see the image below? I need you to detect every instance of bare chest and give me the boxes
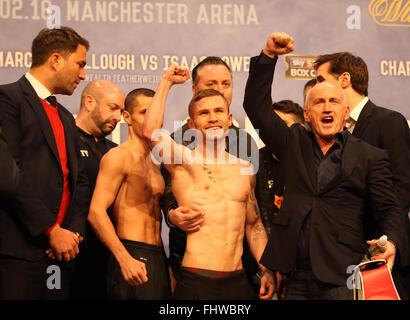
[174,162,251,204]
[125,155,165,197]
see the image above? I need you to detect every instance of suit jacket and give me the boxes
[0,76,90,261]
[353,101,410,267]
[353,101,410,211]
[255,146,284,238]
[243,55,407,286]
[0,119,20,198]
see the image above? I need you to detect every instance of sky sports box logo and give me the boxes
[284,54,318,80]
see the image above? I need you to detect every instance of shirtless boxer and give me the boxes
[142,66,275,300]
[88,88,170,300]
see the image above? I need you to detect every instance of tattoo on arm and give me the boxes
[249,190,260,216]
[251,217,267,241]
[248,190,266,241]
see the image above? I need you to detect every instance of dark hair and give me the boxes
[314,52,368,96]
[31,26,89,68]
[188,89,229,118]
[272,100,304,124]
[304,78,317,91]
[125,88,155,113]
[191,56,232,87]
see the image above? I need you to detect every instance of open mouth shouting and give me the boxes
[321,115,334,127]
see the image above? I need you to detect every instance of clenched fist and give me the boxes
[164,64,190,85]
[120,256,148,286]
[263,32,295,58]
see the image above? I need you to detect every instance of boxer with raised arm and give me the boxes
[142,66,275,300]
[88,88,171,300]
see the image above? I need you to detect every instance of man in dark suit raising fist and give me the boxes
[0,26,91,299]
[243,32,407,299]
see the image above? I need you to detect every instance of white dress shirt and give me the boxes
[346,97,369,133]
[25,72,54,100]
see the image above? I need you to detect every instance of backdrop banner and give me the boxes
[1,0,409,144]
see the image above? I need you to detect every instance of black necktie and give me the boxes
[46,96,57,107]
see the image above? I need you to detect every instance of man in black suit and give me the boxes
[243,32,407,299]
[0,26,91,299]
[315,52,410,297]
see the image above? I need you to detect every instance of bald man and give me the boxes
[71,79,125,299]
[75,80,125,190]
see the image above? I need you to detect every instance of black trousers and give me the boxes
[0,254,73,300]
[70,223,110,300]
[173,267,256,300]
[106,239,171,300]
[284,269,353,300]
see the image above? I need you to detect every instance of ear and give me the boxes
[338,72,351,90]
[84,95,96,112]
[344,104,351,121]
[49,53,64,71]
[187,117,195,129]
[304,107,311,123]
[123,110,132,125]
[192,85,197,95]
[228,113,233,127]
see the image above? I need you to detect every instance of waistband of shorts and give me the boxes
[180,266,245,279]
[119,239,163,252]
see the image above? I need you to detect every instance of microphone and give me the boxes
[363,235,387,262]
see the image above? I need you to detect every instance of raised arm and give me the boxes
[88,148,147,286]
[142,65,190,173]
[245,176,275,300]
[142,66,186,136]
[243,32,295,159]
[142,65,189,142]
[263,32,295,58]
